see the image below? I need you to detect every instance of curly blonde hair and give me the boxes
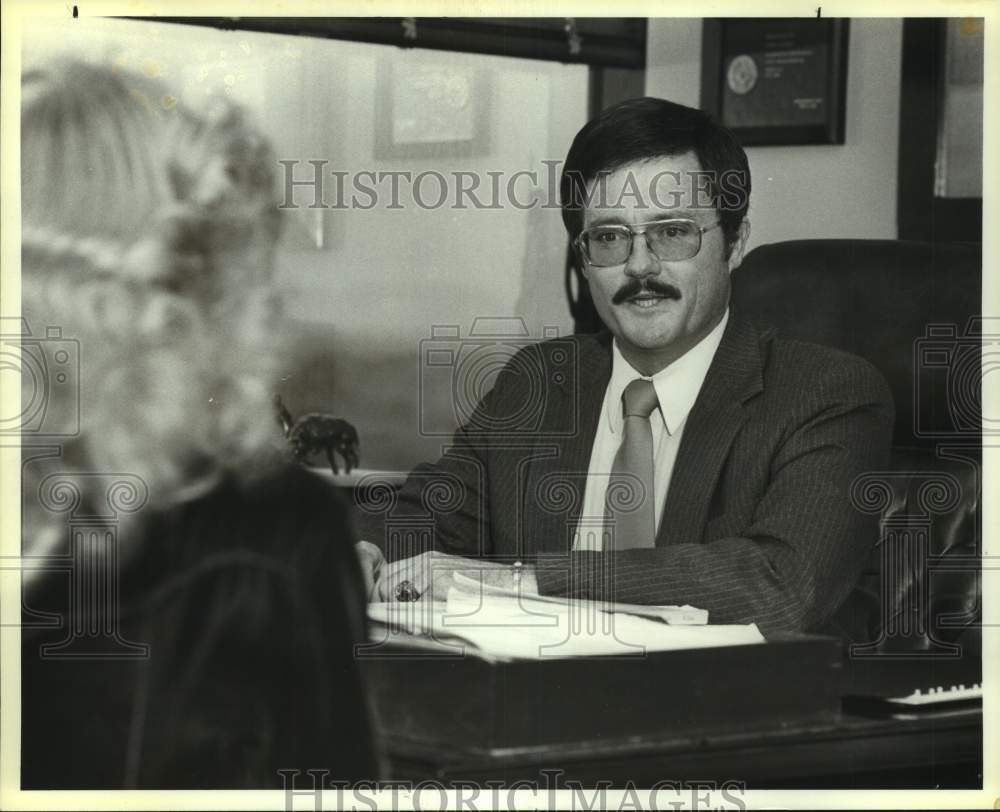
[21,60,287,557]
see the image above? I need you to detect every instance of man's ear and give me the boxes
[727,218,751,272]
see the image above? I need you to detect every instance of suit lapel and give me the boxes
[522,332,612,556]
[657,316,766,548]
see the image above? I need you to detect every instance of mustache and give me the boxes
[611,278,682,305]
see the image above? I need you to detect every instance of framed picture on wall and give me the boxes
[375,60,490,158]
[700,18,849,146]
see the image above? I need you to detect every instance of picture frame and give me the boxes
[375,59,490,159]
[700,18,850,146]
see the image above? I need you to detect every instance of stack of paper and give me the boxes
[450,572,710,624]
[367,588,763,661]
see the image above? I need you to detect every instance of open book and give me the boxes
[367,577,763,661]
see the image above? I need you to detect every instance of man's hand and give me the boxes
[355,541,386,602]
[374,551,538,602]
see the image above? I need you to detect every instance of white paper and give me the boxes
[450,571,710,624]
[367,590,763,661]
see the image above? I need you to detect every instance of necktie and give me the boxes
[605,378,659,550]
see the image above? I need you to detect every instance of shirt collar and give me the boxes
[605,309,729,436]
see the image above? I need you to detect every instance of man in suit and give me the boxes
[357,98,893,636]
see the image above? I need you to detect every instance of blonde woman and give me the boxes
[19,60,377,788]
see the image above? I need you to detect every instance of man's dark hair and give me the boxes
[560,97,751,256]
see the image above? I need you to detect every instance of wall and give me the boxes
[646,18,903,251]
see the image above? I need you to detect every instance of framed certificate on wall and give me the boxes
[374,59,491,159]
[700,18,849,146]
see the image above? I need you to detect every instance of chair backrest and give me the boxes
[732,239,981,450]
[732,239,982,653]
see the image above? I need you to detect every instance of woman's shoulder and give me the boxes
[91,460,367,641]
[156,462,356,558]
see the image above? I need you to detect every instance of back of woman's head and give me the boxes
[21,59,285,546]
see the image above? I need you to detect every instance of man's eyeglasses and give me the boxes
[575,218,722,267]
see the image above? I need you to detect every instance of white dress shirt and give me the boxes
[572,310,729,551]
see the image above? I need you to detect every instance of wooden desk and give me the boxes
[382,707,982,788]
[364,633,983,789]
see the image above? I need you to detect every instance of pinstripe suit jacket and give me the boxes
[372,314,894,635]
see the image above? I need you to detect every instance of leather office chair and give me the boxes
[732,239,982,655]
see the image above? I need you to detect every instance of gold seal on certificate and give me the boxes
[726,54,758,95]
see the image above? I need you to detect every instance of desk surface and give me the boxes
[381,706,982,788]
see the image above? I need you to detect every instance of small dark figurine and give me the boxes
[274,394,360,475]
